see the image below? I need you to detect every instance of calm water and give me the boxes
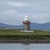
[0,43,50,50]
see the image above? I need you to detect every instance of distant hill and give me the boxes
[0,23,50,30]
[30,23,50,30]
[0,23,23,29]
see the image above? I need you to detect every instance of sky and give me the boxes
[0,0,50,25]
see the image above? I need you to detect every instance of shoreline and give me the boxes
[0,40,50,43]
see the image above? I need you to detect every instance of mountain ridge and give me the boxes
[0,22,50,30]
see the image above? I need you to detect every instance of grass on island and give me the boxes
[0,29,50,35]
[0,29,50,40]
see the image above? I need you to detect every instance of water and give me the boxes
[0,43,50,50]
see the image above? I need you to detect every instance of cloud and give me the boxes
[0,10,50,25]
[29,14,50,24]
[0,9,24,25]
[0,0,50,25]
[7,2,30,7]
[0,1,14,11]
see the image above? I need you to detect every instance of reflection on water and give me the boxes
[0,43,50,50]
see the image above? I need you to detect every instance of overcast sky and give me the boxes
[0,0,50,25]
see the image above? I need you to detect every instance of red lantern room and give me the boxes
[23,15,31,30]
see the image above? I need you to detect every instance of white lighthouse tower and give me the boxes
[23,15,31,30]
[21,15,33,32]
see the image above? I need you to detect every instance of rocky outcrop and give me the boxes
[0,39,50,43]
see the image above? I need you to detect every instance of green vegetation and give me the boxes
[0,29,50,40]
[0,29,50,35]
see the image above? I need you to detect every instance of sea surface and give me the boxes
[0,43,50,50]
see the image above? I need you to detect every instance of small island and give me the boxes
[0,28,50,43]
[0,15,50,43]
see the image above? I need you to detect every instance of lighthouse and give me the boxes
[21,15,33,32]
[23,15,31,30]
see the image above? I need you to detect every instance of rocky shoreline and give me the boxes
[0,40,50,43]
